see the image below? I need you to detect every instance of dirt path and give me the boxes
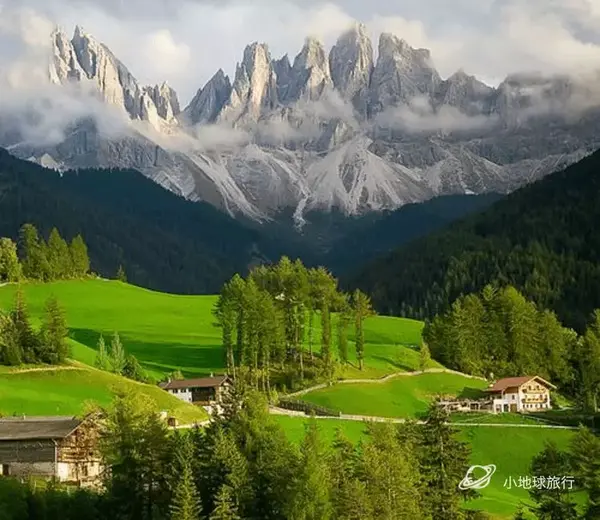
[5,366,81,374]
[286,368,488,398]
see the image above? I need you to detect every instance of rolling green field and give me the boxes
[301,373,488,418]
[0,365,208,423]
[273,416,576,519]
[0,280,428,380]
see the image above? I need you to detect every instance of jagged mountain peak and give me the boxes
[182,69,232,125]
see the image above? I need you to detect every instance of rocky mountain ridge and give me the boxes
[4,23,600,223]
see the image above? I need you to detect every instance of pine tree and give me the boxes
[170,435,201,520]
[419,403,475,519]
[46,228,71,280]
[0,312,22,366]
[95,334,109,371]
[578,311,600,412]
[209,485,240,520]
[109,331,126,375]
[70,235,90,278]
[19,224,50,281]
[39,296,69,364]
[419,342,431,372]
[570,427,600,519]
[123,354,147,383]
[117,265,127,283]
[11,286,40,363]
[352,290,374,371]
[0,238,22,282]
[529,441,578,520]
[336,297,351,365]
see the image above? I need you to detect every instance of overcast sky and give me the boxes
[0,0,599,105]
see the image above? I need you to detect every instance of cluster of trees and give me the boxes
[0,388,482,520]
[0,224,90,283]
[19,224,90,282]
[95,332,148,383]
[352,149,600,333]
[214,257,374,391]
[0,288,68,366]
[423,285,600,411]
[522,428,600,519]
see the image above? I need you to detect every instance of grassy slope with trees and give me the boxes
[0,280,425,380]
[351,148,600,332]
[273,415,576,519]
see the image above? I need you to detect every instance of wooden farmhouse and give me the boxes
[0,415,102,485]
[487,376,555,413]
[159,375,231,406]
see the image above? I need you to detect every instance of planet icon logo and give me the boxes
[458,465,497,490]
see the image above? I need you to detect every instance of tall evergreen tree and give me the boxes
[170,435,201,520]
[570,427,600,518]
[336,295,351,365]
[95,334,109,371]
[46,228,71,280]
[0,312,22,366]
[209,485,241,520]
[39,295,69,364]
[578,311,600,412]
[19,224,50,281]
[109,331,126,375]
[529,441,578,520]
[0,238,22,282]
[419,403,475,519]
[290,421,332,520]
[419,342,431,372]
[70,235,90,277]
[11,286,40,363]
[352,290,374,371]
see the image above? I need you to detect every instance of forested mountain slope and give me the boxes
[0,148,289,293]
[351,149,600,331]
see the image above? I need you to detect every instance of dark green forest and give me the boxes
[352,149,600,332]
[0,149,288,294]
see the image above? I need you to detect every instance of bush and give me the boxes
[277,398,341,417]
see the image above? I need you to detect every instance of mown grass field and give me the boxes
[273,416,576,519]
[0,280,429,380]
[300,373,489,418]
[0,364,208,424]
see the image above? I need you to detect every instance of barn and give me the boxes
[0,415,103,485]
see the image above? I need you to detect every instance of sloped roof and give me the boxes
[0,416,81,441]
[160,375,230,391]
[487,376,556,393]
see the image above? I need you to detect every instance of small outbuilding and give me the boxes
[0,415,102,485]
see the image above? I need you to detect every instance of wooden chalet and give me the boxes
[0,415,102,485]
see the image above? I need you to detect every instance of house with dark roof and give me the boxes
[486,376,556,413]
[159,375,231,406]
[0,415,102,484]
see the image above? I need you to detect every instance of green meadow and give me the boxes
[0,365,208,423]
[273,415,576,519]
[300,373,488,418]
[0,280,428,380]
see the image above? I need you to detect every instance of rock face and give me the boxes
[370,33,441,115]
[329,24,374,116]
[7,23,600,224]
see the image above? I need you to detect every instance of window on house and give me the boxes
[1,465,9,476]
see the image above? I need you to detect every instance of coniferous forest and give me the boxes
[352,149,600,332]
[215,258,374,391]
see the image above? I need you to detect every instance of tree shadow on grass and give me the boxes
[69,328,224,378]
[370,355,415,373]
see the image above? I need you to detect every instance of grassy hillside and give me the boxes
[0,365,208,424]
[0,280,426,380]
[300,373,488,418]
[274,416,575,519]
